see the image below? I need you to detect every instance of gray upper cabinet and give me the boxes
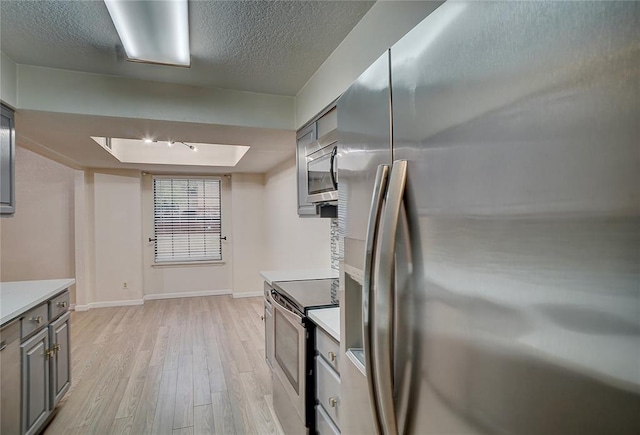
[296,122,319,216]
[0,104,16,215]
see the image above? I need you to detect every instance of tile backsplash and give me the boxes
[330,217,339,271]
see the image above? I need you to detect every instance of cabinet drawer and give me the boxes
[21,304,48,339]
[316,356,341,427]
[49,290,70,320]
[316,327,340,374]
[316,405,340,435]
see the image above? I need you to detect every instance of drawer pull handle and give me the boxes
[30,316,43,324]
[56,301,68,308]
[260,315,265,321]
[329,397,338,408]
[53,344,60,353]
[328,351,336,362]
[46,349,55,359]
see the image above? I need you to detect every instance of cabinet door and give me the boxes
[296,123,318,216]
[49,312,71,407]
[21,329,50,435]
[1,320,21,435]
[0,104,15,214]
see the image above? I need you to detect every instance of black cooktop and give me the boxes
[272,278,339,314]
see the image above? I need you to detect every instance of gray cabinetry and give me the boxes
[315,326,341,433]
[0,287,71,434]
[49,312,71,408]
[1,319,21,435]
[21,329,50,435]
[0,104,15,215]
[296,123,318,216]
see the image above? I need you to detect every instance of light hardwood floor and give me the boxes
[44,295,284,435]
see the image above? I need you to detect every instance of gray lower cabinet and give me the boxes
[1,319,21,435]
[0,289,72,434]
[315,327,341,434]
[49,312,71,408]
[21,329,50,435]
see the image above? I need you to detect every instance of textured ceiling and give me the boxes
[0,0,374,96]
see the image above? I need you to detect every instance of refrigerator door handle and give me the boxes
[374,160,407,435]
[363,164,390,435]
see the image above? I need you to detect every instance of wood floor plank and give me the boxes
[223,360,257,435]
[109,416,134,435]
[206,339,227,393]
[193,345,212,406]
[173,354,194,429]
[211,391,237,435]
[115,349,152,419]
[151,369,178,435]
[194,405,215,435]
[240,371,278,434]
[172,427,194,435]
[163,326,181,371]
[84,377,129,434]
[130,364,164,435]
[149,326,171,367]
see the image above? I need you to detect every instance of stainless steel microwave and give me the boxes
[305,129,338,204]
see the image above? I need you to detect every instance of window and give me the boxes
[153,177,222,263]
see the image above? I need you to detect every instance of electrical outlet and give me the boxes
[122,282,128,289]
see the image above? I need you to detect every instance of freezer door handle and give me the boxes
[363,164,390,435]
[374,160,407,435]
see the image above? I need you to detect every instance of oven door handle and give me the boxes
[271,291,304,325]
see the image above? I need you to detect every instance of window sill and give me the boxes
[152,261,226,268]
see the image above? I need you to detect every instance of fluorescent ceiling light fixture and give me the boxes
[91,137,250,167]
[104,0,190,67]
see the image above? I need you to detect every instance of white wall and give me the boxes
[17,65,295,130]
[0,146,76,298]
[92,171,144,304]
[141,174,233,297]
[231,174,267,295]
[264,158,331,270]
[295,1,442,127]
[0,52,17,108]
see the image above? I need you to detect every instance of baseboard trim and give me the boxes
[232,291,263,298]
[144,289,232,300]
[70,290,237,311]
[73,299,144,311]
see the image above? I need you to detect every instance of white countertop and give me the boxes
[0,279,75,325]
[260,268,338,285]
[308,307,340,342]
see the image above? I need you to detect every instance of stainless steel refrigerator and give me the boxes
[337,2,640,434]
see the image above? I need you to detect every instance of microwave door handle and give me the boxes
[374,160,407,435]
[330,146,338,190]
[363,164,390,435]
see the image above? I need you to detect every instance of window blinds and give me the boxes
[153,178,222,263]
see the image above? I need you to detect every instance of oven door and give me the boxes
[306,143,338,204]
[272,292,307,425]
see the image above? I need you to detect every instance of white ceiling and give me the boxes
[0,0,374,96]
[16,110,296,174]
